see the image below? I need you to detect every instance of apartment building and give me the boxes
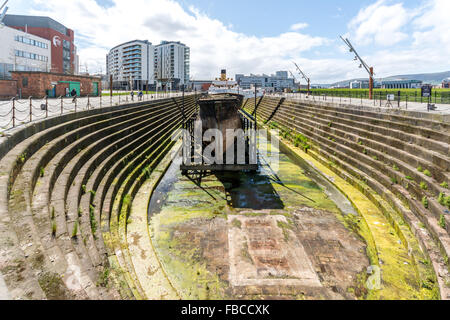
[106,40,154,90]
[154,41,190,90]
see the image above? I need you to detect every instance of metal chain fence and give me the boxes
[0,91,190,132]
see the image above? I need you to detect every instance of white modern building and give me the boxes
[154,41,190,90]
[0,25,51,80]
[106,40,154,90]
[235,71,295,91]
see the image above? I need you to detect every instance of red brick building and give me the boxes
[12,71,101,98]
[4,15,77,74]
[0,80,18,99]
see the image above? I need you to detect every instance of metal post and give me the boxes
[29,97,32,122]
[369,67,374,100]
[46,96,48,118]
[61,96,63,115]
[87,95,90,110]
[74,97,77,113]
[110,74,113,98]
[12,98,15,127]
[100,95,102,108]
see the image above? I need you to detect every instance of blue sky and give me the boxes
[5,0,450,83]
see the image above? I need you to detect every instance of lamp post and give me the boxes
[340,36,375,100]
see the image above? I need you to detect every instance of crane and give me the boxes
[340,35,375,99]
[0,0,9,25]
[293,62,311,94]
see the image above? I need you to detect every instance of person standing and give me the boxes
[131,91,134,101]
[71,88,77,103]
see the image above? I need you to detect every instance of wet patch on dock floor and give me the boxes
[148,139,370,300]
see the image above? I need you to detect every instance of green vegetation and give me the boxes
[89,190,96,197]
[81,185,87,195]
[422,196,429,209]
[231,219,242,229]
[51,207,55,220]
[102,91,158,97]
[372,156,378,161]
[40,167,45,178]
[18,153,26,164]
[89,205,97,236]
[439,215,446,229]
[296,88,450,104]
[423,169,432,177]
[97,267,110,287]
[393,164,400,171]
[391,177,398,185]
[440,181,448,189]
[405,176,414,181]
[71,221,78,239]
[438,192,446,206]
[417,166,423,172]
[51,221,57,237]
[420,182,428,190]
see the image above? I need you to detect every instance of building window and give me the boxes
[14,35,49,49]
[22,77,28,87]
[15,50,48,62]
[0,63,14,80]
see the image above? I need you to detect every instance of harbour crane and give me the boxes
[340,36,375,100]
[0,0,9,25]
[293,62,311,94]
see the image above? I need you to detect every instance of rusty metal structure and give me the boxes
[181,93,258,173]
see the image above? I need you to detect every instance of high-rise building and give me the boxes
[106,40,154,90]
[154,41,190,90]
[3,14,76,74]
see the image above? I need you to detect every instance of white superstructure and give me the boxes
[208,79,264,98]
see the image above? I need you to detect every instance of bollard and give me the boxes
[87,95,90,110]
[75,97,77,113]
[46,96,48,118]
[61,96,63,115]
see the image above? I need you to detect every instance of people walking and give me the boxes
[71,89,77,103]
[138,91,143,101]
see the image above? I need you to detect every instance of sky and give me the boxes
[5,0,450,83]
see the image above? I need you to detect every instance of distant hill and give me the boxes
[320,71,450,88]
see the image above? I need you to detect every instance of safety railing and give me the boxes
[266,92,450,115]
[0,91,193,132]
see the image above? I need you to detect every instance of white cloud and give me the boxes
[28,0,328,79]
[348,0,412,46]
[15,0,450,84]
[290,23,308,31]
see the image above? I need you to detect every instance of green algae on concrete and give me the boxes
[148,136,368,300]
[267,126,439,300]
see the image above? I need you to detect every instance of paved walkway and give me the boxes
[270,93,450,116]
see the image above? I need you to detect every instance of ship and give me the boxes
[208,69,264,99]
